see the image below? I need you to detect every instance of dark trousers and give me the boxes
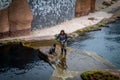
[60,42,67,55]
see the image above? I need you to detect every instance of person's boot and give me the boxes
[61,48,63,55]
[64,49,67,55]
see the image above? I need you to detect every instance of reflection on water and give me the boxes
[0,43,53,80]
[69,19,120,68]
[52,54,67,78]
[57,54,67,70]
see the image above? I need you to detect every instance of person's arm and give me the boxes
[55,34,60,40]
[62,34,67,43]
[65,34,68,42]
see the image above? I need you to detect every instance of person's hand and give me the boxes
[61,40,65,44]
[54,40,57,44]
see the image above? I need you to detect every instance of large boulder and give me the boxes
[75,0,95,17]
[0,8,9,38]
[9,0,33,37]
[102,1,113,7]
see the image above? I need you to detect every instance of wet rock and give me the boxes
[117,16,120,19]
[102,1,113,7]
[38,50,49,62]
[68,33,79,38]
[106,69,120,79]
[104,25,110,27]
[81,70,120,80]
[88,17,95,20]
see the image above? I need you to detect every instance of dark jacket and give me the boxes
[56,33,67,43]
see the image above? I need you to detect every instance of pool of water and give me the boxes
[0,43,53,80]
[69,19,120,69]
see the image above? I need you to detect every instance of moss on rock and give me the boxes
[75,30,86,36]
[0,39,24,45]
[74,25,101,36]
[81,70,119,80]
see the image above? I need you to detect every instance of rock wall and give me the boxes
[0,8,9,38]
[0,0,33,38]
[75,0,96,17]
[91,0,96,12]
[0,0,11,38]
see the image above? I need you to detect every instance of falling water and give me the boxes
[29,0,76,30]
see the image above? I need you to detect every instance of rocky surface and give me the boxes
[81,70,119,80]
[106,69,120,79]
[66,49,114,71]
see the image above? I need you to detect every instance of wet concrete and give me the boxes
[66,49,114,72]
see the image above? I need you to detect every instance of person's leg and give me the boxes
[60,43,64,55]
[64,49,67,55]
[61,48,63,55]
[64,42,67,55]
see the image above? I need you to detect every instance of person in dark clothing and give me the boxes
[56,30,67,55]
[49,43,56,54]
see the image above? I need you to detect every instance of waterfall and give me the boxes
[29,0,76,30]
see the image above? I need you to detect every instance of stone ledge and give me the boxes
[10,28,31,37]
[0,31,9,39]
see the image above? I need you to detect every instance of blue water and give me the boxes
[0,43,53,80]
[69,19,120,68]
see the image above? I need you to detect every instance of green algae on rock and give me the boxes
[74,25,101,36]
[81,70,119,80]
[0,39,24,45]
